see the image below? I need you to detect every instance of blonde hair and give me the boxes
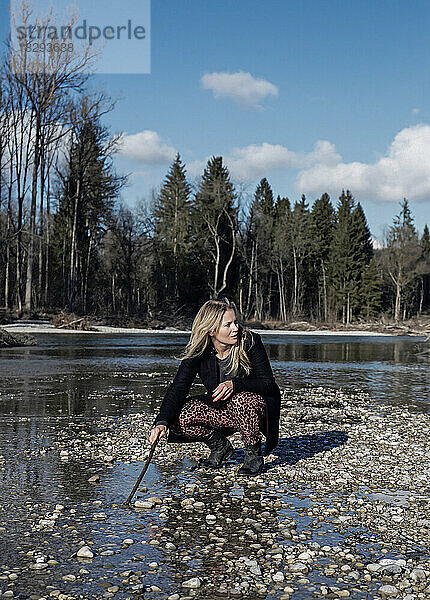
[180,298,252,376]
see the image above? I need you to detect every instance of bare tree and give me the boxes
[8,0,98,310]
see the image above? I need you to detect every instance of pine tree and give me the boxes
[272,196,292,321]
[152,154,192,311]
[289,195,310,316]
[309,193,336,320]
[52,119,124,312]
[360,258,382,319]
[247,178,275,319]
[382,199,421,321]
[419,224,430,313]
[350,202,376,318]
[328,190,356,323]
[194,156,238,298]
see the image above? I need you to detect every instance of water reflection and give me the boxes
[0,333,429,417]
[0,332,429,598]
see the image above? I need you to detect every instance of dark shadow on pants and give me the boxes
[262,430,348,469]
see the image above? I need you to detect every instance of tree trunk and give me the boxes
[38,153,46,308]
[321,260,327,321]
[292,245,298,316]
[44,177,51,307]
[246,240,255,318]
[213,233,220,295]
[218,212,236,296]
[82,233,93,313]
[25,116,41,311]
[419,277,424,315]
[112,274,116,313]
[4,179,13,309]
[394,274,401,322]
[69,178,81,310]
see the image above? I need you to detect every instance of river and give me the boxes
[0,332,429,599]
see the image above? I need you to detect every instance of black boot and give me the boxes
[200,430,234,468]
[238,442,264,475]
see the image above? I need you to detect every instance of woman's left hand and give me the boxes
[212,380,233,402]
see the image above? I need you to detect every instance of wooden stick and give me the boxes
[123,434,161,506]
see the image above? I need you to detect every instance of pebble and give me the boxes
[182,577,202,589]
[5,384,430,600]
[378,584,399,597]
[134,500,154,509]
[205,514,216,524]
[289,562,308,574]
[76,546,94,558]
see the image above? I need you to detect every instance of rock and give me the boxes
[182,577,202,589]
[167,595,180,600]
[378,585,398,597]
[381,564,402,575]
[77,546,94,558]
[31,562,48,570]
[165,542,176,551]
[206,514,216,524]
[411,568,426,581]
[273,571,285,582]
[379,559,406,567]
[289,562,308,574]
[88,475,100,483]
[134,500,154,509]
[298,552,312,561]
[367,563,382,572]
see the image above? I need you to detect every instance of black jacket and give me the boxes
[155,329,281,455]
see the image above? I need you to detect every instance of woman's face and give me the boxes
[210,308,239,346]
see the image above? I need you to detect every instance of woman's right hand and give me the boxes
[149,424,167,445]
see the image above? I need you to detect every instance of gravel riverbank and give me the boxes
[1,386,430,599]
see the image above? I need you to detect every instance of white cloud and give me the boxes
[118,130,176,164]
[297,124,430,202]
[217,139,339,181]
[200,71,278,108]
[226,142,300,179]
[118,125,430,205]
[187,159,207,178]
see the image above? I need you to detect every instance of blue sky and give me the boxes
[3,0,430,239]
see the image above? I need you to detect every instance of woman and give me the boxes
[149,298,281,475]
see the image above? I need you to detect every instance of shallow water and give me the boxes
[0,332,429,598]
[0,333,428,417]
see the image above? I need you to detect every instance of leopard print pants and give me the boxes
[173,391,266,445]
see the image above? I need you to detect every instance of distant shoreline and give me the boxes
[2,322,425,338]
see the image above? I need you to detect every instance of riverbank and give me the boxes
[3,321,427,338]
[1,386,430,599]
